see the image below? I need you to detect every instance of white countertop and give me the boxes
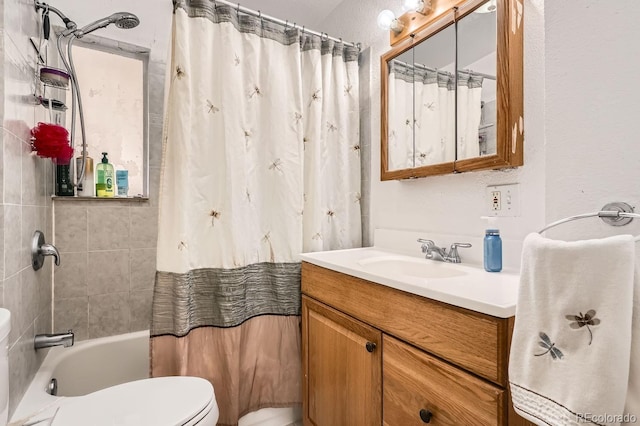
[300,246,520,318]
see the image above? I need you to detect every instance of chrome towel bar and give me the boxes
[539,202,640,234]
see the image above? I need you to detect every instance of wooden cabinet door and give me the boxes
[302,296,382,426]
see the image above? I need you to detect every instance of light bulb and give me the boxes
[402,0,422,12]
[377,10,396,30]
[476,0,497,13]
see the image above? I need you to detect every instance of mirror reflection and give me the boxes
[457,8,497,160]
[413,25,456,167]
[384,4,499,173]
[387,49,415,171]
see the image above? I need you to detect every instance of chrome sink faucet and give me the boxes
[34,330,74,350]
[417,239,472,263]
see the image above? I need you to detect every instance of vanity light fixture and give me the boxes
[377,9,405,32]
[401,0,432,14]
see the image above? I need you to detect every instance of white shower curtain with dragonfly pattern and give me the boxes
[151,2,361,425]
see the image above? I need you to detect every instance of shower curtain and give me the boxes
[387,61,415,170]
[150,2,360,425]
[456,72,484,160]
[387,62,484,166]
[414,67,456,166]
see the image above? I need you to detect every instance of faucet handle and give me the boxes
[447,242,472,263]
[417,238,435,253]
[450,242,472,250]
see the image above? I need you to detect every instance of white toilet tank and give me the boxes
[0,308,11,426]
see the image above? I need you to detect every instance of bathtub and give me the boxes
[11,331,301,426]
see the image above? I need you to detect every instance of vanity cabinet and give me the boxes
[301,262,534,426]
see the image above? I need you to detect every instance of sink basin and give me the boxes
[357,255,467,279]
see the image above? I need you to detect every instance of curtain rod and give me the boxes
[212,0,361,49]
[391,59,496,80]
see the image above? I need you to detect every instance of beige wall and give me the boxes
[0,0,55,416]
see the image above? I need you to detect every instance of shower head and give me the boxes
[75,12,140,38]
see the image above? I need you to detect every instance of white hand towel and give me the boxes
[624,267,640,424]
[509,233,635,426]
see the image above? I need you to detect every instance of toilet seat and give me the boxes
[52,376,217,426]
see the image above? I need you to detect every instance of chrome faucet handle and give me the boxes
[32,230,61,270]
[447,242,472,263]
[417,238,435,253]
[40,243,60,266]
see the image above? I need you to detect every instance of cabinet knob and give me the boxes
[419,409,433,423]
[365,341,376,353]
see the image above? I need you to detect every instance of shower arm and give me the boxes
[35,1,77,32]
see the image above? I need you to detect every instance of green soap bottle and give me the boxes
[96,152,115,197]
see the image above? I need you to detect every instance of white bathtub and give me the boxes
[11,331,300,426]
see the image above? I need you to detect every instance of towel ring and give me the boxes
[538,202,640,234]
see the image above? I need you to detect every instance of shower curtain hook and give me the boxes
[212,0,217,10]
[302,25,305,35]
[284,20,288,30]
[236,2,240,19]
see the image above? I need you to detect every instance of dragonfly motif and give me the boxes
[209,209,221,227]
[248,85,262,99]
[177,241,188,251]
[327,122,337,132]
[173,65,186,83]
[534,332,563,360]
[206,100,219,114]
[344,84,353,95]
[566,310,600,345]
[352,144,361,154]
[294,112,303,124]
[424,101,436,111]
[268,158,283,172]
[309,89,321,106]
[234,54,240,66]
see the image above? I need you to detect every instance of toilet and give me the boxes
[51,376,219,425]
[0,306,217,426]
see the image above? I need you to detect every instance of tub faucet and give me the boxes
[417,238,472,263]
[34,330,74,350]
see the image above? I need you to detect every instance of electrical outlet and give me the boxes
[491,191,501,211]
[486,184,520,217]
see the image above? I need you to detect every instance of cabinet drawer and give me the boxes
[383,335,505,426]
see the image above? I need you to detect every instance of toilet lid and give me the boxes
[52,376,215,426]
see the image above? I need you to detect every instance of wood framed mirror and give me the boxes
[381,0,523,180]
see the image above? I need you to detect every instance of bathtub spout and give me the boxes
[34,330,74,350]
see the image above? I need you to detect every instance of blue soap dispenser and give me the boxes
[484,229,502,272]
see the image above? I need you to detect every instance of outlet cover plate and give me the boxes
[486,184,520,217]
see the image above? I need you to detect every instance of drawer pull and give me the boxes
[365,341,377,352]
[419,409,433,423]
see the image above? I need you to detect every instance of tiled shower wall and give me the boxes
[0,0,55,416]
[52,60,165,341]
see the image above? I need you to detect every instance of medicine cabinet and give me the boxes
[381,0,523,180]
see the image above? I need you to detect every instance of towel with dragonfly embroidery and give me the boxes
[509,233,635,426]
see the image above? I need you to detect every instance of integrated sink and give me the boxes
[357,256,467,279]
[300,246,520,318]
